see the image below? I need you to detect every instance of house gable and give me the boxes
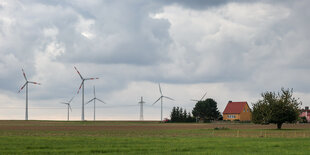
[223,101,247,114]
[223,101,251,121]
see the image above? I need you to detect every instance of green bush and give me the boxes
[214,127,229,130]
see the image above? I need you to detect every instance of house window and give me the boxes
[228,115,236,118]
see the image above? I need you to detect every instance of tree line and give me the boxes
[169,98,222,123]
[169,88,302,129]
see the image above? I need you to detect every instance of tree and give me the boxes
[170,107,177,122]
[170,106,195,122]
[252,88,301,129]
[192,98,221,122]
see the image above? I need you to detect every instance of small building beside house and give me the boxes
[223,101,251,121]
[300,106,310,123]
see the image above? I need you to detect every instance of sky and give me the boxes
[0,0,309,120]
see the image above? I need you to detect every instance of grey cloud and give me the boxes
[0,0,310,120]
[166,0,229,10]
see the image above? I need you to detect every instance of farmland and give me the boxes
[0,121,309,154]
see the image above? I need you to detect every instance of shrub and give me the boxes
[214,127,229,130]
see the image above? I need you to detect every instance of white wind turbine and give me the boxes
[18,68,41,120]
[86,86,105,121]
[74,66,99,121]
[191,91,207,102]
[138,96,146,121]
[153,83,174,122]
[60,96,74,121]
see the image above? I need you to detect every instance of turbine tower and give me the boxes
[153,83,174,122]
[191,91,207,102]
[18,68,41,120]
[138,96,145,121]
[60,96,74,121]
[86,86,105,121]
[74,66,99,121]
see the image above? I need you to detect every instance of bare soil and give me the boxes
[0,120,309,132]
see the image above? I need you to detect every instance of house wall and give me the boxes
[300,112,310,122]
[239,103,251,121]
[223,114,240,121]
[223,103,252,121]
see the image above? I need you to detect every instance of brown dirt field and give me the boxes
[0,120,309,132]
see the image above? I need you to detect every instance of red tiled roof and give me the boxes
[223,101,247,114]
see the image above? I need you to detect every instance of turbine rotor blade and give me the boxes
[93,86,96,97]
[28,81,41,85]
[22,68,28,81]
[200,92,207,101]
[190,99,199,102]
[158,83,163,96]
[77,82,83,94]
[69,96,74,103]
[60,102,69,105]
[85,77,99,80]
[74,66,84,80]
[69,104,72,111]
[86,98,95,104]
[163,96,174,101]
[18,82,27,93]
[96,98,106,104]
[152,97,162,105]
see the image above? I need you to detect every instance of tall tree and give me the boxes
[170,106,195,122]
[252,88,301,129]
[192,98,221,121]
[170,107,177,122]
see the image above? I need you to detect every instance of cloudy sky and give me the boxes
[0,0,309,120]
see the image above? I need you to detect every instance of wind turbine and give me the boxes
[191,91,207,102]
[18,68,41,120]
[86,86,105,121]
[191,91,207,123]
[74,66,99,121]
[138,96,146,121]
[60,96,74,121]
[153,83,174,122]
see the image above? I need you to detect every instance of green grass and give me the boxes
[0,136,309,154]
[0,121,309,154]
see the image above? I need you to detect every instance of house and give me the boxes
[299,106,310,122]
[223,101,251,121]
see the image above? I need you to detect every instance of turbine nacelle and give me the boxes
[86,86,106,105]
[18,69,41,93]
[153,83,174,105]
[152,83,174,122]
[18,68,41,121]
[86,86,105,121]
[74,66,100,121]
[60,96,74,111]
[74,66,99,94]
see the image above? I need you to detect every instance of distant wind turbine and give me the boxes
[74,66,99,121]
[191,91,207,102]
[18,68,41,120]
[60,96,74,121]
[153,83,174,122]
[138,96,146,121]
[86,86,105,121]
